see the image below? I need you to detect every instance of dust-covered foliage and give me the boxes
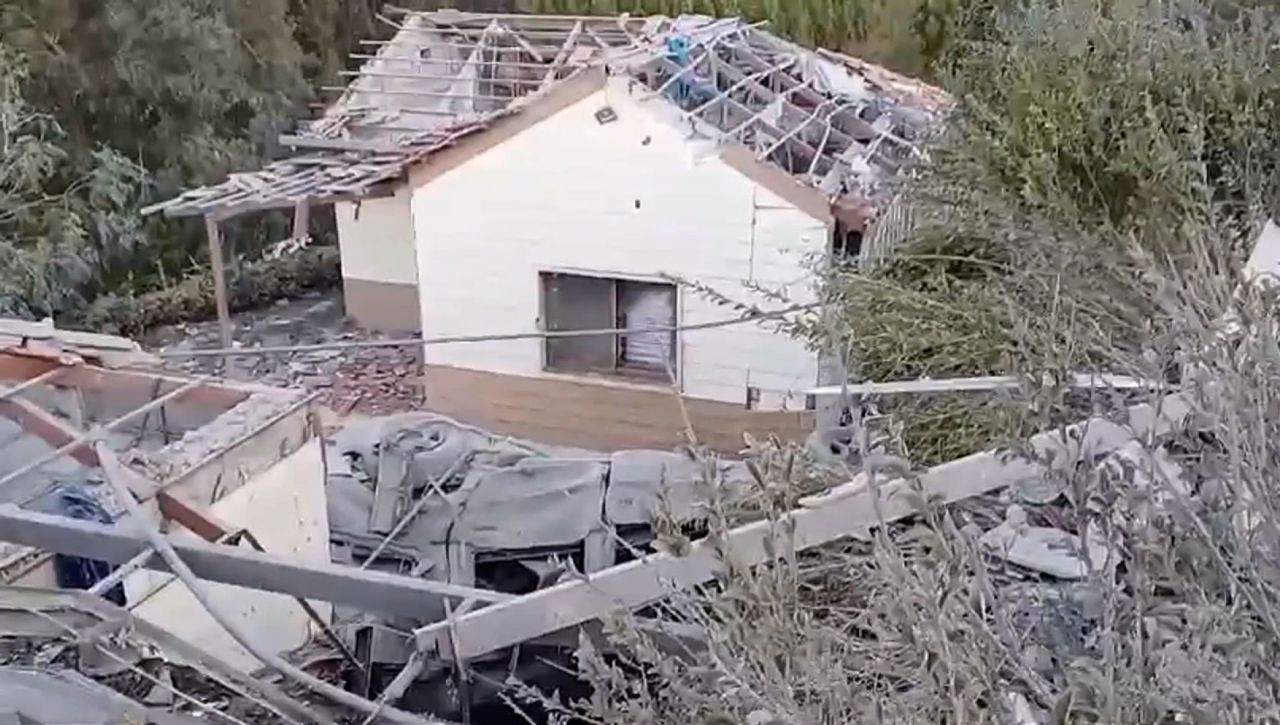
[0,0,311,319]
[811,0,1280,463]
[523,1,1280,724]
[0,44,148,318]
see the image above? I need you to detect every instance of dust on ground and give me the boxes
[143,292,423,418]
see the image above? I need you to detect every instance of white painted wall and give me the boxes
[412,77,827,411]
[335,186,419,286]
[123,440,330,672]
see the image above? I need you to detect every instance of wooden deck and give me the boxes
[419,365,813,453]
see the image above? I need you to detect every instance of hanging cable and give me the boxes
[156,303,818,359]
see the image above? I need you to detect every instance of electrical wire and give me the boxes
[155,303,818,359]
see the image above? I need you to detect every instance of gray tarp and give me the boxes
[326,413,750,581]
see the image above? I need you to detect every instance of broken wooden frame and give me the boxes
[0,352,318,583]
[0,505,509,619]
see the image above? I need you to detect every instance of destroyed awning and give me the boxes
[139,124,486,220]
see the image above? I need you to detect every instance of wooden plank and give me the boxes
[683,57,796,121]
[0,369,64,402]
[277,135,406,153]
[349,53,551,70]
[540,20,583,91]
[0,379,208,498]
[355,38,557,54]
[205,216,233,349]
[0,398,98,468]
[321,86,515,101]
[0,358,251,413]
[292,197,311,242]
[415,395,1191,660]
[0,504,513,618]
[157,490,228,542]
[339,69,545,85]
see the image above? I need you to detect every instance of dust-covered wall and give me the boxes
[334,185,422,331]
[410,76,827,414]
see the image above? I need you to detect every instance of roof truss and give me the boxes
[144,11,944,223]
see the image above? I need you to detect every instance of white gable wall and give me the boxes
[335,186,419,286]
[411,77,827,411]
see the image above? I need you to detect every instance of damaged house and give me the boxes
[146,10,947,453]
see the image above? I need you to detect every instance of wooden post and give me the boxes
[204,214,233,349]
[292,198,311,242]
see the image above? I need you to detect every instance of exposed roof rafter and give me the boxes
[144,12,948,221]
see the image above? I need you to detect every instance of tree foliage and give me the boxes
[528,0,935,73]
[816,0,1280,463]
[0,0,326,318]
[0,43,147,317]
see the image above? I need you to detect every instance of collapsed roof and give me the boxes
[0,326,313,587]
[143,9,948,220]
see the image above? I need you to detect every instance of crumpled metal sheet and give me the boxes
[0,667,145,724]
[337,413,545,491]
[605,450,718,526]
[327,414,750,564]
[453,459,608,550]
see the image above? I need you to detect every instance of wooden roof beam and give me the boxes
[321,85,514,102]
[154,183,397,220]
[632,32,730,102]
[653,57,830,175]
[386,6,646,25]
[0,504,513,618]
[357,36,564,54]
[349,52,552,70]
[710,50,860,151]
[682,56,796,122]
[540,21,584,91]
[706,52,903,178]
[278,135,409,153]
[413,395,1193,662]
[729,42,880,142]
[339,69,544,86]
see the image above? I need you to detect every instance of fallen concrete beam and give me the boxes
[417,395,1191,661]
[0,505,511,619]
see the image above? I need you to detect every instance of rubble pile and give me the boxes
[147,292,422,416]
[0,589,352,725]
[323,412,751,720]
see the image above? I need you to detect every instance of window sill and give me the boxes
[542,366,676,391]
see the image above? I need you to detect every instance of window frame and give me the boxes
[537,269,681,385]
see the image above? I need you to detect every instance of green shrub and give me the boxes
[72,246,340,336]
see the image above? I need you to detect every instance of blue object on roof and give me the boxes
[25,482,127,607]
[664,35,697,103]
[665,35,691,65]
